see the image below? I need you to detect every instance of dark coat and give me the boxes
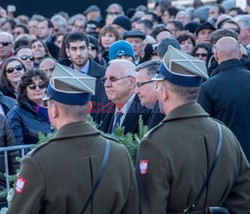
[146,102,165,130]
[7,101,53,145]
[0,91,16,114]
[0,86,17,100]
[0,114,19,192]
[136,103,250,213]
[198,59,250,161]
[69,58,109,122]
[8,122,139,214]
[98,95,151,135]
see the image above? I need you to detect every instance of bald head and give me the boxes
[108,59,136,76]
[214,37,241,64]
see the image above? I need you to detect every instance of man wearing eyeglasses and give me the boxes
[98,59,150,135]
[0,32,14,69]
[15,46,34,70]
[135,60,165,130]
[105,3,124,25]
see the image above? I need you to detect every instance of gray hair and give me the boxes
[135,59,161,79]
[68,14,87,26]
[51,14,67,28]
[237,15,250,29]
[109,59,136,76]
[0,32,14,43]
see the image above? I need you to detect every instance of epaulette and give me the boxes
[144,121,165,138]
[26,140,52,156]
[100,132,120,143]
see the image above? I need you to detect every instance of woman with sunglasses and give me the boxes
[15,46,35,71]
[29,39,51,68]
[0,56,26,99]
[7,69,53,145]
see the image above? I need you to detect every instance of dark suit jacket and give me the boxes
[146,103,165,130]
[98,95,151,135]
[69,58,109,122]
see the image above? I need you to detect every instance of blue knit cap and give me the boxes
[109,40,135,61]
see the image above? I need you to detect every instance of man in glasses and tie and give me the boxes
[99,59,150,135]
[0,32,14,69]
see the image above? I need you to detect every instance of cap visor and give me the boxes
[152,73,165,81]
[42,94,51,101]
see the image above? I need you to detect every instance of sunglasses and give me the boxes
[28,82,46,90]
[101,75,132,83]
[6,65,24,74]
[194,53,207,58]
[19,55,34,61]
[89,46,98,51]
[0,42,12,47]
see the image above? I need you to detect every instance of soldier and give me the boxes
[136,46,250,213]
[8,64,139,214]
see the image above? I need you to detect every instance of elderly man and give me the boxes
[124,30,147,65]
[8,64,139,214]
[135,60,165,130]
[136,46,250,213]
[105,3,124,25]
[0,32,14,68]
[99,59,150,135]
[39,57,56,78]
[198,37,250,162]
[237,15,250,50]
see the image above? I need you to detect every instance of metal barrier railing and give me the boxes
[0,145,36,194]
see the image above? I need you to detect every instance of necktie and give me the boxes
[112,112,123,134]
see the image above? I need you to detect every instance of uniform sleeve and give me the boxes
[197,85,213,116]
[136,138,170,214]
[7,109,25,145]
[8,156,45,214]
[223,145,250,212]
[121,146,139,214]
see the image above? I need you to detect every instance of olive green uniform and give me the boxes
[136,103,250,213]
[8,122,139,214]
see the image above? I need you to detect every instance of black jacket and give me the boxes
[98,95,151,135]
[70,59,109,122]
[7,101,53,145]
[146,103,165,130]
[198,59,250,161]
[0,114,19,192]
[0,91,16,114]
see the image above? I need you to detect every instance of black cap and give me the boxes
[195,22,216,36]
[113,16,132,31]
[124,30,146,40]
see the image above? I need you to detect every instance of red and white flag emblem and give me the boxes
[15,176,26,194]
[140,160,149,175]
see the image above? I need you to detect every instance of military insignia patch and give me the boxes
[15,176,26,193]
[140,160,149,175]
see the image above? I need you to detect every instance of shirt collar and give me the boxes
[73,59,90,74]
[115,93,135,115]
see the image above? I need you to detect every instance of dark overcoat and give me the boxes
[136,103,250,213]
[8,122,139,214]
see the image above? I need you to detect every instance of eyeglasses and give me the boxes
[136,80,155,88]
[101,75,132,83]
[6,65,24,73]
[0,42,12,47]
[107,12,120,15]
[194,53,207,58]
[19,55,35,61]
[28,82,46,90]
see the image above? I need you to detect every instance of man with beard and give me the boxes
[65,32,108,121]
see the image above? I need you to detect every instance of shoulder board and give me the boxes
[144,121,165,138]
[26,140,52,156]
[100,132,120,143]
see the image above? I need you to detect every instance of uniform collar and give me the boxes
[163,103,209,123]
[51,121,100,141]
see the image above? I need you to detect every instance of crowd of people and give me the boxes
[0,0,250,213]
